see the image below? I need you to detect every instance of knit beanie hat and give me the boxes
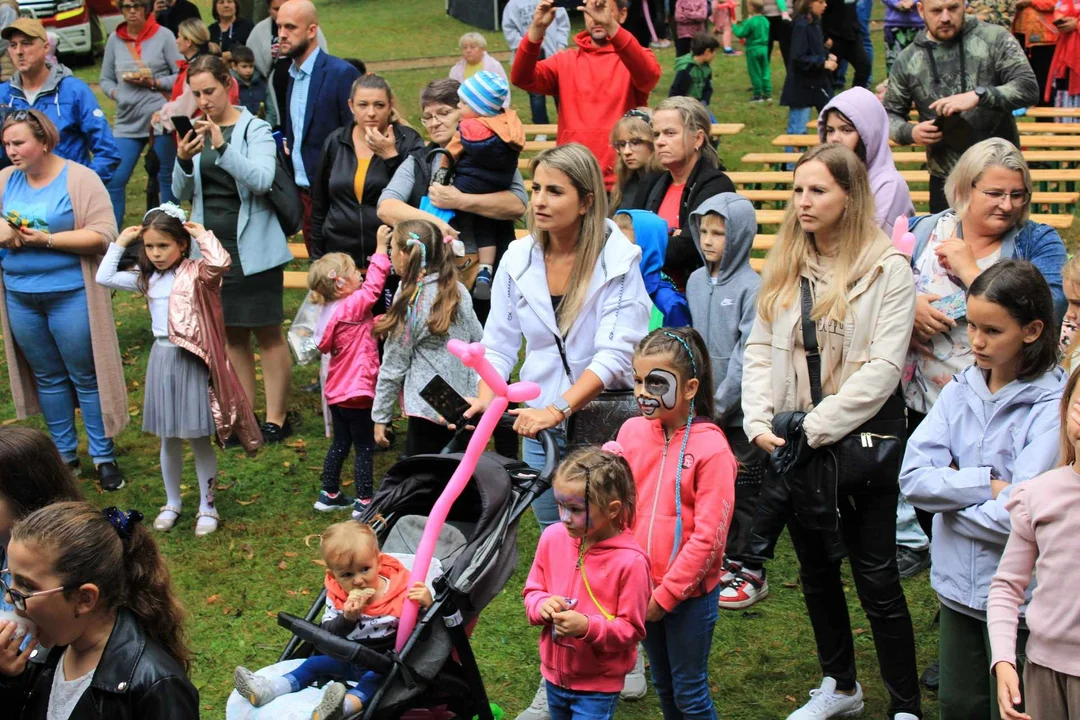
[457,71,507,116]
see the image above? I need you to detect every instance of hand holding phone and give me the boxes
[420,375,472,429]
[171,115,195,139]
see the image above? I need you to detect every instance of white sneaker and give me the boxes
[620,645,647,700]
[785,678,864,719]
[515,679,550,720]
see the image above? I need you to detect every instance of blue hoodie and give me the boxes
[900,363,1065,615]
[685,193,761,427]
[615,209,691,329]
[0,64,120,183]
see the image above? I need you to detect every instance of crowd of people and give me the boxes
[0,0,1078,717]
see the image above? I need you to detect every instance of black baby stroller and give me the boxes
[274,415,558,720]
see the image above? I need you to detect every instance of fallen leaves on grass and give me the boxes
[284,551,298,557]
[206,594,221,605]
[277,560,288,570]
[236,494,262,506]
[1,419,18,427]
[239,544,255,560]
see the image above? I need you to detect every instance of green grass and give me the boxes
[9,0,1065,715]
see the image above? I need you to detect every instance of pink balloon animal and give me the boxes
[396,341,541,650]
[892,215,916,256]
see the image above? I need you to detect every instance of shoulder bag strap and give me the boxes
[553,332,574,385]
[800,277,823,407]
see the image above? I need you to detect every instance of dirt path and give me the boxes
[366,49,510,73]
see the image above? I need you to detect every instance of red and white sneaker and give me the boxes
[718,569,768,610]
[718,559,742,587]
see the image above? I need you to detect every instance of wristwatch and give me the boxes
[215,141,229,155]
[974,86,989,105]
[552,396,572,419]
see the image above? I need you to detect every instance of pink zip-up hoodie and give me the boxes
[617,416,736,612]
[316,253,391,407]
[523,523,651,692]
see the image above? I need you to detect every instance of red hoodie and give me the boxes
[510,28,661,189]
[617,416,736,612]
[523,524,651,692]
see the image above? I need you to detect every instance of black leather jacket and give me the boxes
[0,608,199,720]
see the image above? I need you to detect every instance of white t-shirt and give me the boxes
[47,650,95,720]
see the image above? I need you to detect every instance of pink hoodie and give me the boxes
[316,253,391,407]
[523,524,651,692]
[617,416,736,612]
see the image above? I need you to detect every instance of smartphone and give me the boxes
[550,0,580,8]
[931,290,967,321]
[420,375,471,427]
[171,115,196,139]
[272,129,286,155]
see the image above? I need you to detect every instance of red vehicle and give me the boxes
[17,0,124,60]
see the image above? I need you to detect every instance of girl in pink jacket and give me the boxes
[523,444,651,720]
[616,326,736,719]
[309,226,391,515]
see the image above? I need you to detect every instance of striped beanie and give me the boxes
[457,71,507,117]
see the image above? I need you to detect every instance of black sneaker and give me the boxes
[96,461,125,492]
[66,458,82,477]
[921,660,939,692]
[896,546,931,579]
[261,418,293,444]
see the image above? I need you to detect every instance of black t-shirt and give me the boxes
[158,0,202,37]
[209,17,254,53]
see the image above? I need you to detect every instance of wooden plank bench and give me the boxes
[807,119,1080,134]
[743,151,1080,166]
[776,133,1080,149]
[739,188,1079,206]
[522,123,745,140]
[729,168,1080,187]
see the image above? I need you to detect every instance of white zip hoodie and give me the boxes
[482,220,652,410]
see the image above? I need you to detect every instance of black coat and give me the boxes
[0,608,199,720]
[780,15,833,110]
[631,160,736,289]
[310,122,425,264]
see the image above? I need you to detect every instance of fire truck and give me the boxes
[16,0,124,60]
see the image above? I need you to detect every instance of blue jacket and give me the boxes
[284,50,360,188]
[615,209,691,329]
[0,64,120,183]
[172,110,293,276]
[900,364,1065,613]
[909,210,1067,324]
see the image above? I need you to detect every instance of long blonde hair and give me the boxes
[528,144,609,336]
[758,143,880,323]
[609,109,660,213]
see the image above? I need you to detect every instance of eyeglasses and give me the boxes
[420,109,456,126]
[120,3,143,10]
[0,570,67,612]
[612,138,650,151]
[974,186,1030,205]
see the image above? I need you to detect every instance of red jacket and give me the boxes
[617,416,736,611]
[523,524,650,692]
[317,253,391,406]
[510,28,662,188]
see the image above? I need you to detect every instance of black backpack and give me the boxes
[243,122,303,237]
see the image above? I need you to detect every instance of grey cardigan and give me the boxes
[99,27,182,138]
[372,275,484,425]
[171,109,293,276]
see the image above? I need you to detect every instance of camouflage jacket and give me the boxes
[884,16,1039,179]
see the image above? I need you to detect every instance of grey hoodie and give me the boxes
[686,193,761,427]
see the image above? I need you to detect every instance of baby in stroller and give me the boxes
[234,521,434,720]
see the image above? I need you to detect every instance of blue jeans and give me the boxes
[106,135,178,228]
[641,585,720,720]
[529,92,550,126]
[523,427,565,530]
[545,681,620,720]
[896,495,930,550]
[4,286,115,464]
[284,654,383,705]
[785,107,813,159]
[857,0,874,87]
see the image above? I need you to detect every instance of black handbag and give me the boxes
[243,123,303,237]
[553,333,639,450]
[786,278,906,531]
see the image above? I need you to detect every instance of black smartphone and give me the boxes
[171,115,196,139]
[550,0,580,9]
[420,375,471,427]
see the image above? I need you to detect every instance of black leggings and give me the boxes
[322,405,375,500]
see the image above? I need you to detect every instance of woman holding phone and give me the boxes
[172,55,294,443]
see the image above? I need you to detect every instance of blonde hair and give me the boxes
[554,446,636,531]
[758,143,880,323]
[459,32,486,49]
[320,521,380,572]
[528,144,609,336]
[307,252,357,304]
[613,212,635,239]
[178,18,215,53]
[748,0,765,11]
[653,96,722,171]
[944,138,1032,226]
[609,109,660,214]
[1061,367,1080,466]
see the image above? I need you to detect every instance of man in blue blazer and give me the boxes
[278,0,360,250]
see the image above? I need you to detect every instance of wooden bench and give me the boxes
[728,168,1080,187]
[522,123,745,140]
[738,188,1079,206]
[743,150,1080,166]
[776,133,1080,149]
[807,119,1080,134]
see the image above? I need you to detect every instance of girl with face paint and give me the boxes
[614,327,736,720]
[522,445,651,720]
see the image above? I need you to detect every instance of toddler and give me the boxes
[230,45,274,126]
[733,0,773,101]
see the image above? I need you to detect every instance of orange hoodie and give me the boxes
[617,416,736,611]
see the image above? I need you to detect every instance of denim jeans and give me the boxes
[529,92,550,126]
[785,107,813,157]
[896,496,930,550]
[284,654,383,705]
[523,427,565,530]
[106,135,178,228]
[4,286,115,464]
[545,681,620,720]
[641,585,720,720]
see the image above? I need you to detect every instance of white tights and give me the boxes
[160,436,217,514]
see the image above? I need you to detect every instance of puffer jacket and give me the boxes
[0,608,199,720]
[900,363,1065,612]
[883,15,1039,179]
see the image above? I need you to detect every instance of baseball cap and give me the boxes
[1,18,49,43]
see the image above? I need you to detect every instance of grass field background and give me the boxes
[5,0,1069,715]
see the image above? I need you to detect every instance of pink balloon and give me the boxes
[892,215,916,256]
[395,342,540,650]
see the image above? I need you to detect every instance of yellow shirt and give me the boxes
[354,156,371,204]
[463,61,484,79]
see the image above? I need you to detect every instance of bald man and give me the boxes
[277,0,359,251]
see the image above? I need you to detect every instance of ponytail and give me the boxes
[373,219,461,339]
[11,502,191,672]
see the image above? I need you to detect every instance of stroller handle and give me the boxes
[276,612,394,675]
[444,412,559,482]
